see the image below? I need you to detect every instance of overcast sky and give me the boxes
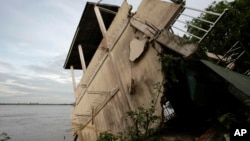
[0,0,223,104]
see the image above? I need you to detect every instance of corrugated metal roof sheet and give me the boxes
[201,60,250,96]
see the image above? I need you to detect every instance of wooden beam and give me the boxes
[98,6,117,15]
[70,65,77,93]
[94,6,109,48]
[206,52,226,61]
[130,18,197,57]
[94,6,107,36]
[79,86,119,130]
[78,44,87,73]
[87,91,109,95]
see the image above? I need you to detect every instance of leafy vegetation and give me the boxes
[187,0,250,73]
[217,113,238,129]
[244,99,250,108]
[97,131,118,141]
[124,101,160,141]
[159,54,182,87]
[97,99,160,141]
[158,0,250,132]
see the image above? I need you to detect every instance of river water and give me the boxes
[0,105,73,141]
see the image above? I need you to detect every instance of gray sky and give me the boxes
[0,0,222,104]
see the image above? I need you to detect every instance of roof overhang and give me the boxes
[63,2,119,69]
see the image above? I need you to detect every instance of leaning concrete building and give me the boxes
[64,0,250,140]
[63,1,187,140]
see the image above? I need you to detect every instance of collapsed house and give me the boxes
[63,0,250,140]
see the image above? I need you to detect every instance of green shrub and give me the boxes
[97,100,160,141]
[97,131,118,141]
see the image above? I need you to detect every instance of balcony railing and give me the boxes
[169,6,228,44]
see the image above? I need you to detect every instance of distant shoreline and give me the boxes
[0,103,74,105]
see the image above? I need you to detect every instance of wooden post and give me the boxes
[78,44,87,73]
[94,5,109,48]
[94,6,107,36]
[70,65,77,93]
